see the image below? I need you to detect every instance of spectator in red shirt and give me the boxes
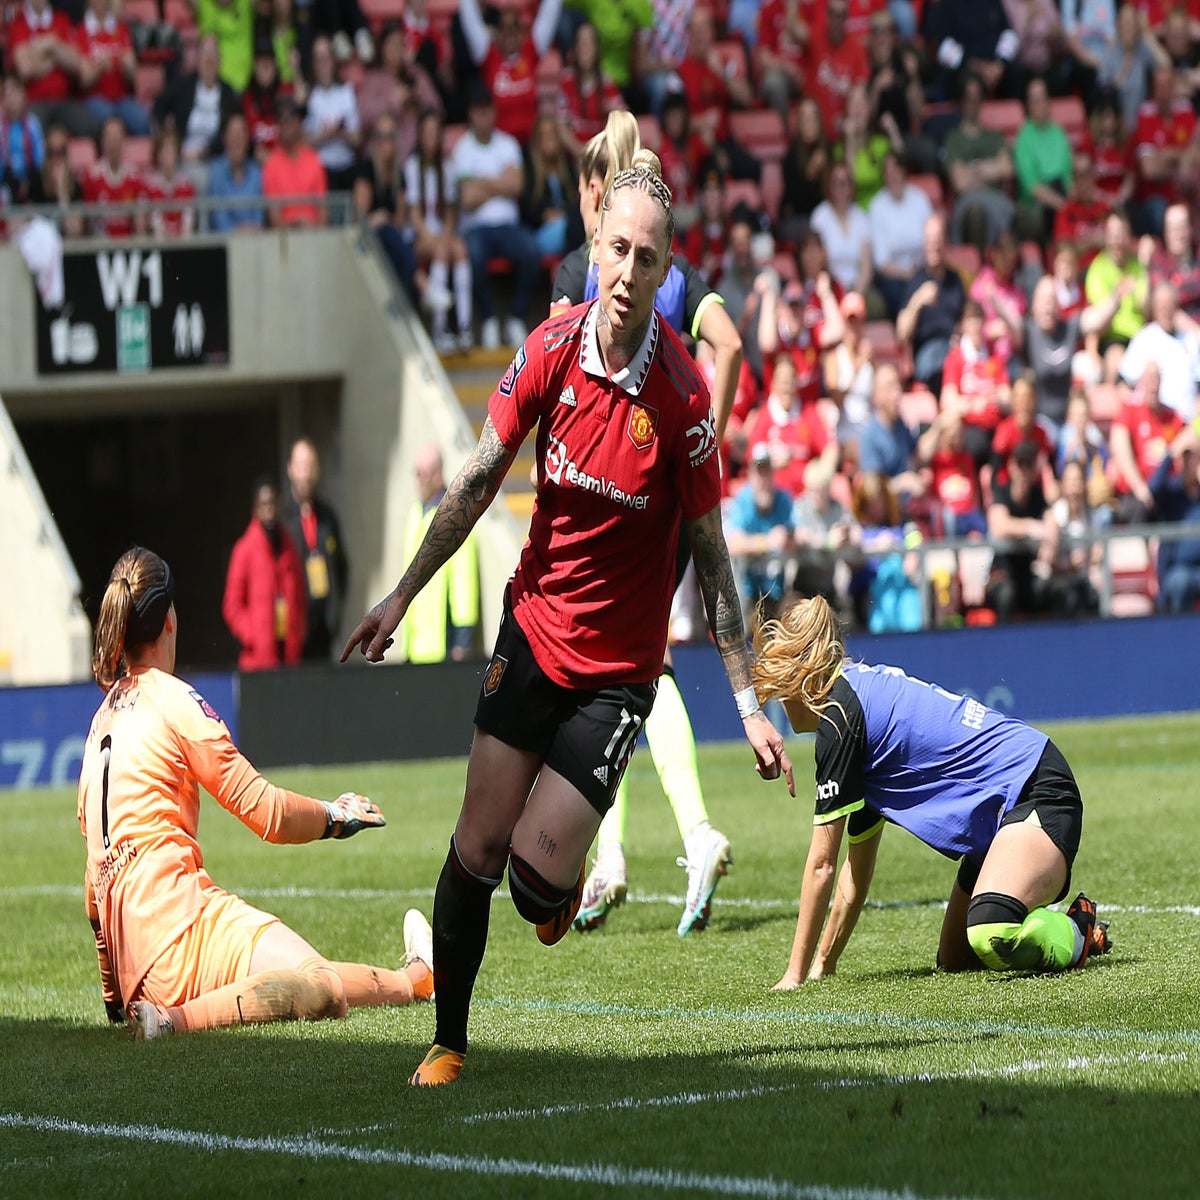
[990,374,1057,489]
[1109,358,1186,521]
[682,166,729,285]
[805,0,870,141]
[1081,87,1135,213]
[243,39,294,161]
[672,8,759,181]
[755,0,808,122]
[657,92,708,229]
[1134,63,1196,235]
[556,21,622,160]
[1144,202,1200,323]
[457,0,561,145]
[916,408,988,537]
[262,94,328,227]
[1052,150,1109,269]
[223,477,308,671]
[77,0,149,137]
[145,126,196,238]
[82,114,145,238]
[743,353,841,497]
[758,272,845,403]
[941,298,1012,469]
[7,0,94,137]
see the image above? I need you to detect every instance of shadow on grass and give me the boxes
[0,1014,1196,1200]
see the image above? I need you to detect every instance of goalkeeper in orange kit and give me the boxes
[78,545,434,1038]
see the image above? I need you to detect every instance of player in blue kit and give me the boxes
[751,595,1112,985]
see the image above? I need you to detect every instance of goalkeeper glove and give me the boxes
[322,792,387,839]
[105,998,126,1024]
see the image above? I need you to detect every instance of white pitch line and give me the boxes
[5,884,1200,919]
[0,1112,985,1200]
[459,1051,1187,1126]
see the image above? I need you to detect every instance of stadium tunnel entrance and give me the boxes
[11,379,342,673]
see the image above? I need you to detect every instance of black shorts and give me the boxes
[957,739,1082,903]
[474,598,657,815]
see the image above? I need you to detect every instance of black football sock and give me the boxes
[431,836,500,1055]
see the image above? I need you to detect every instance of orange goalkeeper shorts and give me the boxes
[135,887,279,1008]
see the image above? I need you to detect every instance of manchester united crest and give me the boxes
[626,403,658,451]
[483,654,508,697]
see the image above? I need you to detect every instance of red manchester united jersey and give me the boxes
[490,302,722,688]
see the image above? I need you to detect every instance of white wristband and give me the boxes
[734,686,760,719]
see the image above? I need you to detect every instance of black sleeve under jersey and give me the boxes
[551,244,589,309]
[813,675,868,826]
[676,254,722,341]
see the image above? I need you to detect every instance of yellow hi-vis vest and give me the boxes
[399,500,480,663]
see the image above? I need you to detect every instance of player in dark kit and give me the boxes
[342,149,793,1085]
[751,596,1111,987]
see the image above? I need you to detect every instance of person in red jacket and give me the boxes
[222,478,307,670]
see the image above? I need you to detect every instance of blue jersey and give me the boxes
[813,662,1049,860]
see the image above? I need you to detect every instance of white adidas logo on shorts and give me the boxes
[593,764,609,785]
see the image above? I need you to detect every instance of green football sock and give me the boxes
[644,670,709,842]
[967,895,1079,971]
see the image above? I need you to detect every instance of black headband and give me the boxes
[125,559,174,647]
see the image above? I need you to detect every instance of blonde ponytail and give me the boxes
[751,596,847,716]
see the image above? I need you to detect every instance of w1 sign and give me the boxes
[34,245,230,375]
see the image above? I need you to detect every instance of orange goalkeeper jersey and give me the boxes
[77,666,328,1004]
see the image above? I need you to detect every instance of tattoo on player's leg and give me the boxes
[537,830,557,857]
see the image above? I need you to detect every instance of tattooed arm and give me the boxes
[341,419,516,663]
[687,505,795,794]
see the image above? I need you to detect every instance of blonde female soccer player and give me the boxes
[78,546,434,1038]
[344,150,792,1085]
[751,596,1111,986]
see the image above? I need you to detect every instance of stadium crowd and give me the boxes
[4,0,1200,628]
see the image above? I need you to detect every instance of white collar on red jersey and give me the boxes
[579,300,659,397]
[83,9,119,34]
[23,2,54,30]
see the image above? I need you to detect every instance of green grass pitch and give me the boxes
[2,711,1198,1199]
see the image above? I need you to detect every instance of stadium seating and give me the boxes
[126,137,154,170]
[1050,94,1088,146]
[909,173,945,214]
[723,178,763,218]
[163,0,195,28]
[359,0,407,26]
[135,63,165,110]
[728,109,788,163]
[980,99,1025,139]
[122,0,159,24]
[68,137,98,176]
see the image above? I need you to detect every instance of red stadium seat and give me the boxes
[909,173,944,213]
[1051,94,1088,146]
[122,0,159,25]
[1108,536,1157,615]
[728,108,788,163]
[125,136,153,170]
[135,62,165,109]
[980,99,1024,140]
[723,178,763,217]
[360,0,406,27]
[68,137,97,175]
